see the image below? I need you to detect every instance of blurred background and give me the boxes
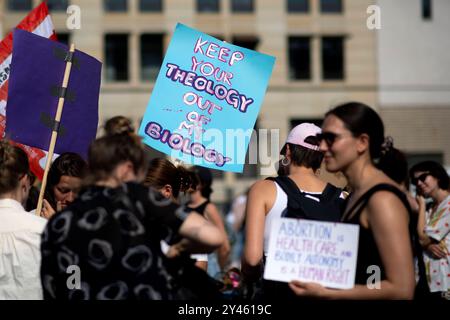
[1,0,449,211]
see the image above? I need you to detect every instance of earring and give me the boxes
[281,157,290,166]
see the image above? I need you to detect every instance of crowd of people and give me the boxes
[0,104,449,300]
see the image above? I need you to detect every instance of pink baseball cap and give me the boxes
[280,123,322,154]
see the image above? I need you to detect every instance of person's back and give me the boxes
[40,134,224,300]
[261,125,344,258]
[261,170,344,300]
[263,171,343,254]
[187,166,231,276]
[0,141,47,299]
[41,182,190,300]
[0,200,47,299]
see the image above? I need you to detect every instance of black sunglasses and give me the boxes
[316,132,339,147]
[412,173,430,186]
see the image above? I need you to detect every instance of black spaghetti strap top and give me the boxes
[186,200,210,216]
[342,184,422,285]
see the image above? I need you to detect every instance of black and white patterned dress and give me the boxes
[40,182,190,300]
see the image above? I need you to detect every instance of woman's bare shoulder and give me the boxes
[249,179,277,195]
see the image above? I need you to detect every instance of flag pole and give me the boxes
[36,43,76,216]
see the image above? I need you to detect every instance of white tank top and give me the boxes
[264,183,287,255]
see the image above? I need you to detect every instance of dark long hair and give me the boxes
[191,166,213,200]
[326,102,386,161]
[377,146,410,186]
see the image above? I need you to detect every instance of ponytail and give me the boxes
[376,137,410,185]
[374,136,394,164]
[191,166,213,200]
[145,158,196,198]
[176,166,198,195]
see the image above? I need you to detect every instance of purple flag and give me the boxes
[5,29,101,157]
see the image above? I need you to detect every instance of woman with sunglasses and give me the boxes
[289,102,416,299]
[242,123,345,300]
[0,140,47,299]
[409,161,450,299]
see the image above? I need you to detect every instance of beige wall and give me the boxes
[377,0,450,169]
[0,0,377,203]
[381,107,450,165]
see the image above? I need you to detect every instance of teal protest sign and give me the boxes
[139,23,275,172]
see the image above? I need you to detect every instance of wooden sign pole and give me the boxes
[36,44,76,216]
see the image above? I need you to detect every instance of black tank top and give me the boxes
[168,200,211,246]
[186,200,210,216]
[343,184,425,288]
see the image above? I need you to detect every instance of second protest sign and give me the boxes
[264,218,360,289]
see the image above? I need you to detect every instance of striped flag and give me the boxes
[0,2,57,180]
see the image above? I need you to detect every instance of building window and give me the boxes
[232,36,259,50]
[7,0,32,11]
[288,36,311,80]
[197,0,220,13]
[140,0,162,12]
[321,36,344,80]
[287,0,309,13]
[104,0,127,12]
[140,34,164,82]
[422,0,432,20]
[320,0,342,13]
[57,33,70,46]
[105,34,129,81]
[231,0,253,13]
[47,0,69,12]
